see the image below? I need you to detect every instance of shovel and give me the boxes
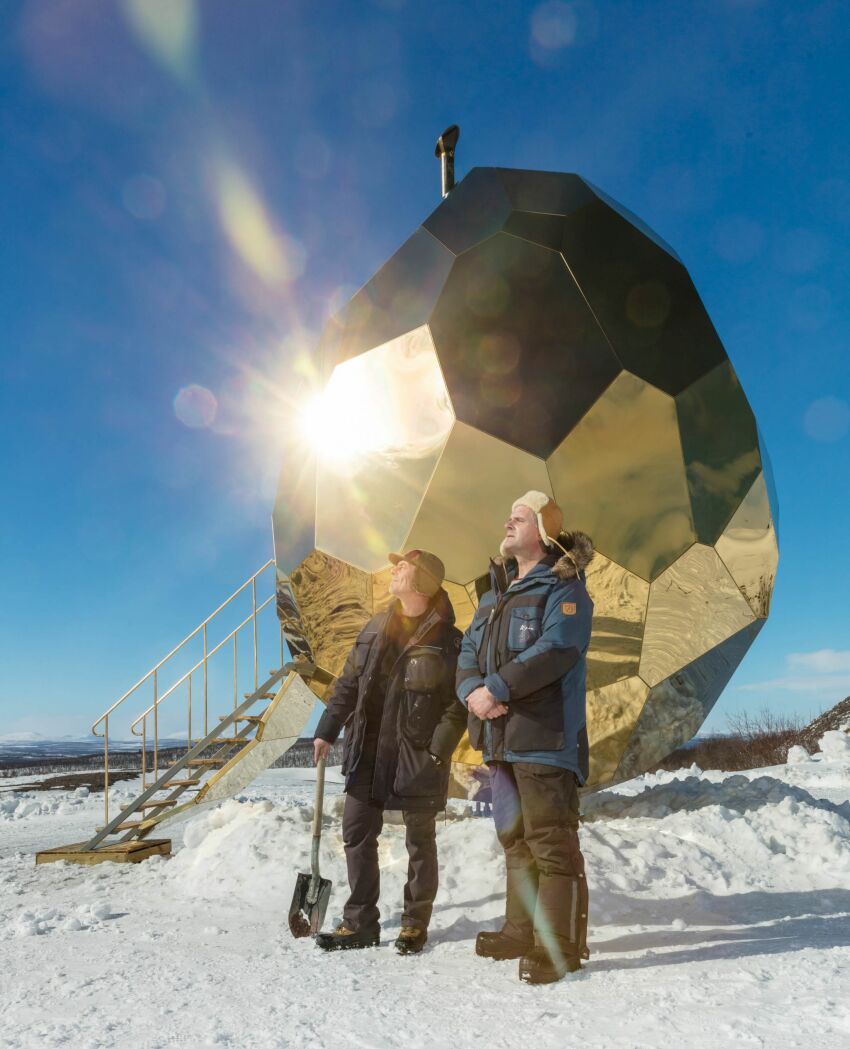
[288,755,332,937]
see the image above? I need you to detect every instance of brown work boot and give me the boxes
[518,945,581,984]
[316,921,380,951]
[394,926,428,955]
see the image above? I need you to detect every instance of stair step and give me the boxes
[186,757,230,766]
[97,821,143,832]
[192,737,246,745]
[219,715,264,724]
[167,778,200,787]
[139,799,177,809]
[246,692,276,699]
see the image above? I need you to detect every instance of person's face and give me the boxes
[388,558,418,598]
[502,504,544,559]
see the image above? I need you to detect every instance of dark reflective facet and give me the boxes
[502,211,567,252]
[581,178,683,263]
[615,620,764,782]
[676,361,762,544]
[561,199,727,394]
[498,168,596,216]
[318,227,454,371]
[422,167,513,256]
[430,232,620,457]
[758,425,780,538]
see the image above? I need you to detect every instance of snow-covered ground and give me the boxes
[1,731,849,1049]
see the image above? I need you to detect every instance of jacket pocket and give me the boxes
[401,650,444,747]
[507,608,542,652]
[505,682,565,752]
[393,737,446,798]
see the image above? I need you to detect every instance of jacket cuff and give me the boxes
[484,673,510,702]
[314,709,342,743]
[456,675,485,705]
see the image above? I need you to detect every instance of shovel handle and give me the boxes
[310,755,326,881]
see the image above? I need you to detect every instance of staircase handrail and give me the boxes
[128,593,276,735]
[91,559,275,737]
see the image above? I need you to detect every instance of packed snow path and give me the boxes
[1,732,849,1048]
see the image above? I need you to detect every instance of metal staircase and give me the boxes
[37,560,317,864]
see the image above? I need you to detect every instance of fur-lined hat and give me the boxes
[512,491,563,548]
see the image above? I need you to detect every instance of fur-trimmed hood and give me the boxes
[491,530,595,586]
[551,530,595,581]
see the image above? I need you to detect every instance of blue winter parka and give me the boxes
[456,532,594,783]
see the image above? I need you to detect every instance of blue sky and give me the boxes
[1,0,849,739]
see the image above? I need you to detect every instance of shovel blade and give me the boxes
[288,871,333,938]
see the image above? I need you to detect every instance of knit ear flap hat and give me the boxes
[512,491,564,549]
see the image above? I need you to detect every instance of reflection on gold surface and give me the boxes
[586,676,649,787]
[313,326,454,572]
[547,371,694,581]
[639,544,756,687]
[676,361,762,544]
[443,580,477,632]
[289,550,373,680]
[404,421,552,583]
[615,620,764,783]
[715,473,778,618]
[584,553,649,691]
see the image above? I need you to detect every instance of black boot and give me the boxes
[475,930,534,960]
[315,922,380,951]
[394,926,427,955]
[518,946,581,984]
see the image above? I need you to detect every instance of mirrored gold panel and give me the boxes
[429,232,620,458]
[403,420,552,583]
[561,198,726,395]
[314,326,455,573]
[639,543,756,687]
[547,371,695,581]
[288,550,373,681]
[318,227,454,370]
[498,168,596,216]
[614,620,764,784]
[676,360,762,545]
[584,553,650,691]
[422,166,513,256]
[585,676,649,787]
[715,473,779,619]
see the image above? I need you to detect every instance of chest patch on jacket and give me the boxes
[561,601,577,616]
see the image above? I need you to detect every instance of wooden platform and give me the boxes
[35,839,171,866]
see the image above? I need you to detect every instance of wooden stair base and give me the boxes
[36,839,171,866]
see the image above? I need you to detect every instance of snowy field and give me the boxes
[1,731,849,1049]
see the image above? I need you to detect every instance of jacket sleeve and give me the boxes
[314,634,363,743]
[484,586,591,703]
[430,630,469,762]
[455,604,489,706]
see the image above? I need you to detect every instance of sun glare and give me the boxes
[298,370,393,466]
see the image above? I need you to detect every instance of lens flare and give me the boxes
[174,384,217,429]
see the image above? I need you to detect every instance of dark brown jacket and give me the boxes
[315,589,466,812]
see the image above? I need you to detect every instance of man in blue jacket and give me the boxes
[456,490,594,984]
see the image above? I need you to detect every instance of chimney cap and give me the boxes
[435,124,460,158]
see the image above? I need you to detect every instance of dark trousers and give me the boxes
[490,761,588,962]
[341,792,438,932]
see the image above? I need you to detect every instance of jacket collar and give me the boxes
[488,531,595,598]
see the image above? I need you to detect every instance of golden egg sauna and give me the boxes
[41,130,777,864]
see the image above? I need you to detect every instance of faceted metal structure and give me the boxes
[273,167,778,790]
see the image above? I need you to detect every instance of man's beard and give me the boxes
[499,537,516,558]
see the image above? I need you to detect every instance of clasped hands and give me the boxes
[467,685,508,720]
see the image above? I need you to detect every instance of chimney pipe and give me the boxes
[435,125,460,198]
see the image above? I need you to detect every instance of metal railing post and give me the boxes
[252,576,258,690]
[104,714,109,827]
[142,715,147,790]
[233,633,238,710]
[203,623,208,738]
[153,668,159,779]
[188,674,193,751]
